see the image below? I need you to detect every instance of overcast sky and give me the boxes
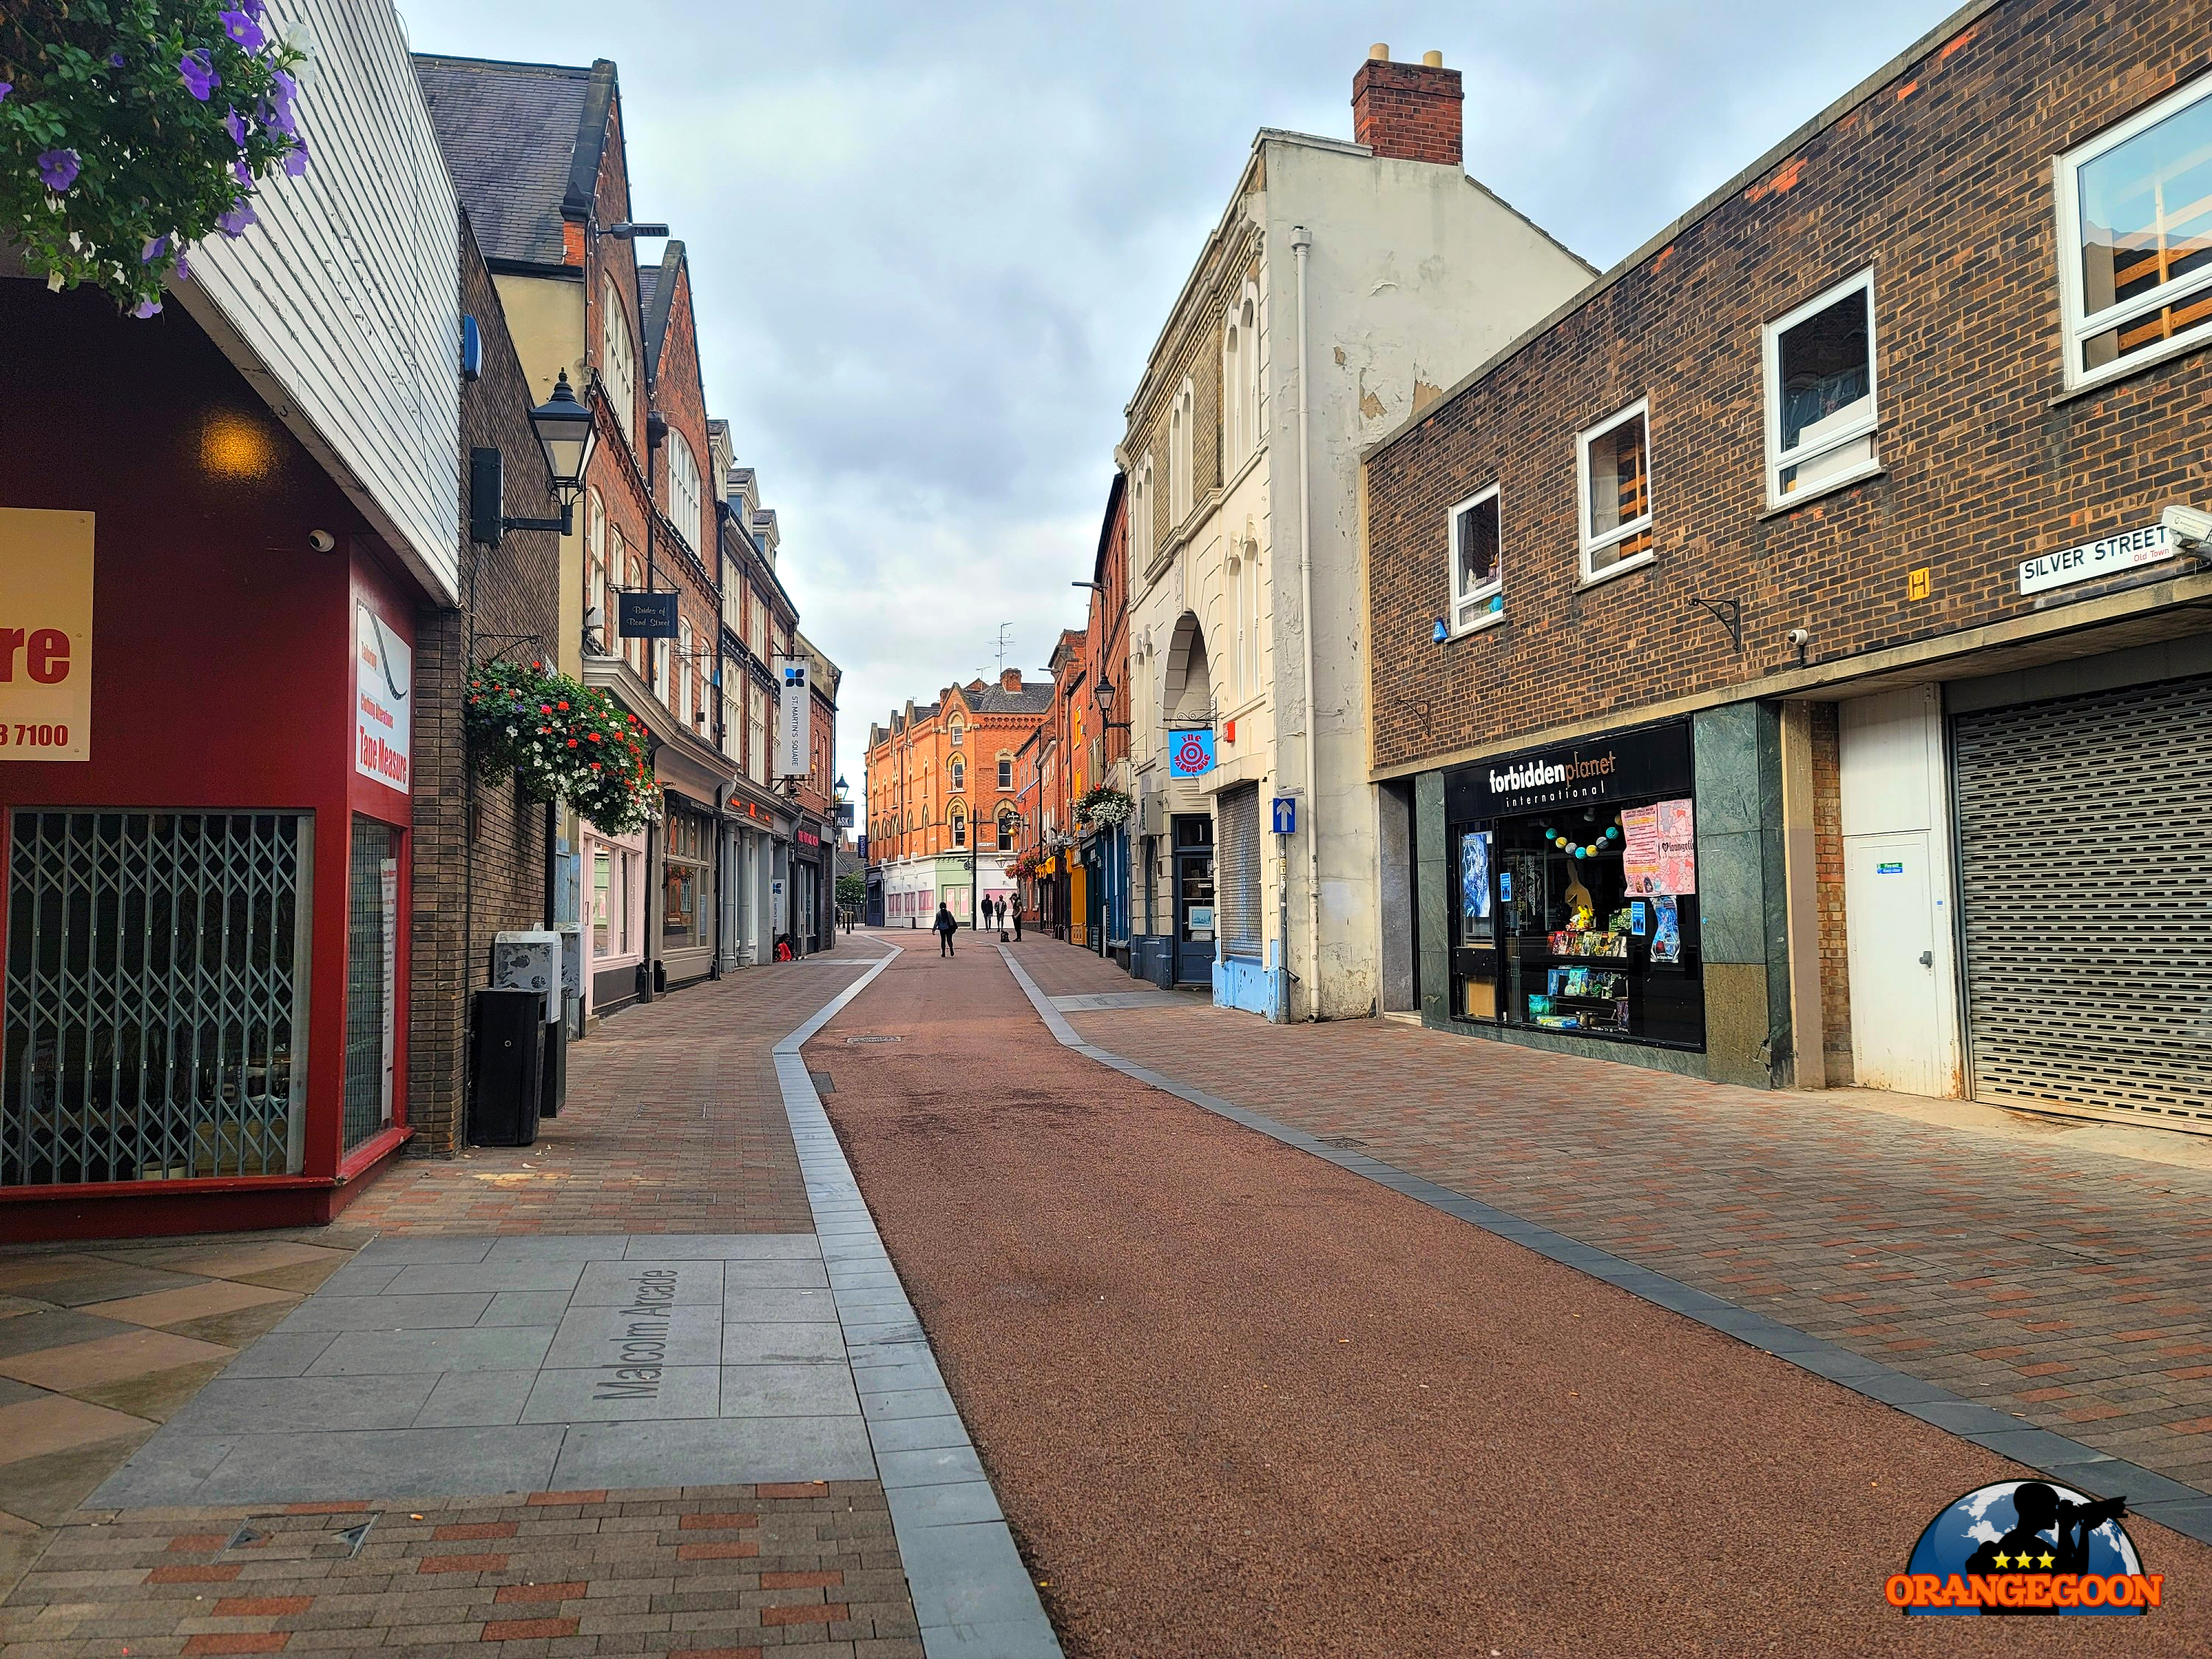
[398,0,1964,810]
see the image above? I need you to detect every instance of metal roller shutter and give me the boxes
[1218,784,1262,958]
[1952,674,2212,1129]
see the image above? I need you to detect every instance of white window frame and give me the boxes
[585,490,608,653]
[678,618,695,726]
[1446,484,1505,636]
[2055,74,2212,392]
[948,718,964,748]
[1761,269,1879,509]
[1130,452,1155,569]
[600,274,636,444]
[1168,380,1194,525]
[1574,397,1654,585]
[666,431,703,552]
[950,757,965,793]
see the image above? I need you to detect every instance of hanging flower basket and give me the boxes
[1076,786,1133,828]
[466,658,658,835]
[2,1,311,314]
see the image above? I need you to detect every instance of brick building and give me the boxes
[866,671,1052,930]
[1363,0,2212,1133]
[1114,45,1590,1014]
[406,218,563,1156]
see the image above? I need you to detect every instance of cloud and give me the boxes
[398,0,1967,811]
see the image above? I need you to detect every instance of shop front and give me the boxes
[660,793,717,989]
[1444,720,1704,1053]
[584,819,650,1018]
[792,823,825,956]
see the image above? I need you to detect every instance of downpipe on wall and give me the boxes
[1292,223,1322,1020]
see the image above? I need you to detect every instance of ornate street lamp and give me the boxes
[496,369,598,538]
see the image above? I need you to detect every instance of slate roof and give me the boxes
[970,681,1055,715]
[413,55,614,269]
[640,243,685,375]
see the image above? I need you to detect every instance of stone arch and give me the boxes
[1160,611,1213,726]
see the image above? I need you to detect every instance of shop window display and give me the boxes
[1444,722,1704,1051]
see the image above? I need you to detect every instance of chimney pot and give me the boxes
[1000,668,1023,693]
[1351,50,1464,167]
[1368,43,1388,60]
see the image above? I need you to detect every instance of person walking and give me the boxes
[935,900,958,957]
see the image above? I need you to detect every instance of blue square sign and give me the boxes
[1271,796,1297,835]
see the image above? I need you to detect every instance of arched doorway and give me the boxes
[1160,612,1216,986]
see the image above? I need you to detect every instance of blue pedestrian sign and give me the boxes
[1271,796,1297,835]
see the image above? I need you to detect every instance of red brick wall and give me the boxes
[1351,58,1462,167]
[644,257,719,742]
[408,218,562,1155]
[1809,702,1851,1085]
[1365,0,2212,774]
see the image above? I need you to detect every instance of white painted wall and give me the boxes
[175,0,462,602]
[1260,136,1592,1018]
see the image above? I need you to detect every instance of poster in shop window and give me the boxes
[1458,830,1492,943]
[0,508,94,760]
[355,603,411,792]
[1621,799,1697,895]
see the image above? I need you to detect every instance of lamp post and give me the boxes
[832,774,849,932]
[501,370,598,537]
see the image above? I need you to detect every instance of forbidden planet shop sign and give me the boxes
[2020,524,2180,595]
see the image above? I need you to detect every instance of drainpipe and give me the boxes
[1291,224,1321,1022]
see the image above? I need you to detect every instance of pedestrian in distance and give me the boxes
[1011,898,1023,942]
[935,900,958,957]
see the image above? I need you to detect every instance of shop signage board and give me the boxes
[355,602,412,792]
[1168,728,1217,777]
[773,655,810,778]
[0,508,94,761]
[2018,523,2178,595]
[617,590,680,638]
[1446,719,1691,820]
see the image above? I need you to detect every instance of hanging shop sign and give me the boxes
[1446,720,1691,820]
[773,656,810,778]
[0,507,94,761]
[2019,523,2179,595]
[355,602,412,793]
[1168,727,1217,777]
[617,590,680,639]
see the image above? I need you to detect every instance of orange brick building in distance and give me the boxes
[865,669,1053,929]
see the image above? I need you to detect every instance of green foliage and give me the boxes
[1,0,308,313]
[466,658,659,838]
[835,872,866,908]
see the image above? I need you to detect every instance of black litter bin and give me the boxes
[470,988,543,1147]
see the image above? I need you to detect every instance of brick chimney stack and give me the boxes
[1351,44,1462,168]
[1000,668,1023,693]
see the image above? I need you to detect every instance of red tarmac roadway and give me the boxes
[809,931,2212,1657]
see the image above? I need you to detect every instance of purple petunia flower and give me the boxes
[0,82,12,102]
[175,254,192,281]
[142,234,170,263]
[217,201,257,237]
[109,53,125,67]
[179,51,219,102]
[283,136,308,178]
[36,148,80,192]
[224,108,247,147]
[133,299,163,319]
[220,10,265,52]
[233,159,252,187]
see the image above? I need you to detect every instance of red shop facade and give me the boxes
[0,281,426,1239]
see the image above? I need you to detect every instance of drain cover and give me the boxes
[844,1034,901,1045]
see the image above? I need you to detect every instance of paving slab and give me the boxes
[303,1326,556,1376]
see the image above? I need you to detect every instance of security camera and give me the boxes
[2160,504,2212,549]
[1786,627,1810,647]
[307,529,337,554]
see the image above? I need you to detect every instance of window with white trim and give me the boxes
[1130,453,1154,569]
[622,546,642,675]
[997,808,1016,851]
[586,489,608,653]
[1447,486,1503,633]
[950,757,965,793]
[666,431,703,552]
[1168,379,1195,524]
[997,754,1012,790]
[748,684,768,785]
[950,804,967,848]
[599,274,636,444]
[948,718,964,748]
[1576,400,1653,581]
[678,617,695,726]
[1763,271,1877,505]
[2057,76,2212,389]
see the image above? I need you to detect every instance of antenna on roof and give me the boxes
[995,622,1013,677]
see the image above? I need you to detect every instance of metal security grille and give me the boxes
[342,819,397,1151]
[4,811,310,1186]
[1953,674,2212,1128]
[1218,784,1262,958]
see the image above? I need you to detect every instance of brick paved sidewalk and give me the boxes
[347,942,890,1236]
[0,939,959,1659]
[1018,939,2212,1498]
